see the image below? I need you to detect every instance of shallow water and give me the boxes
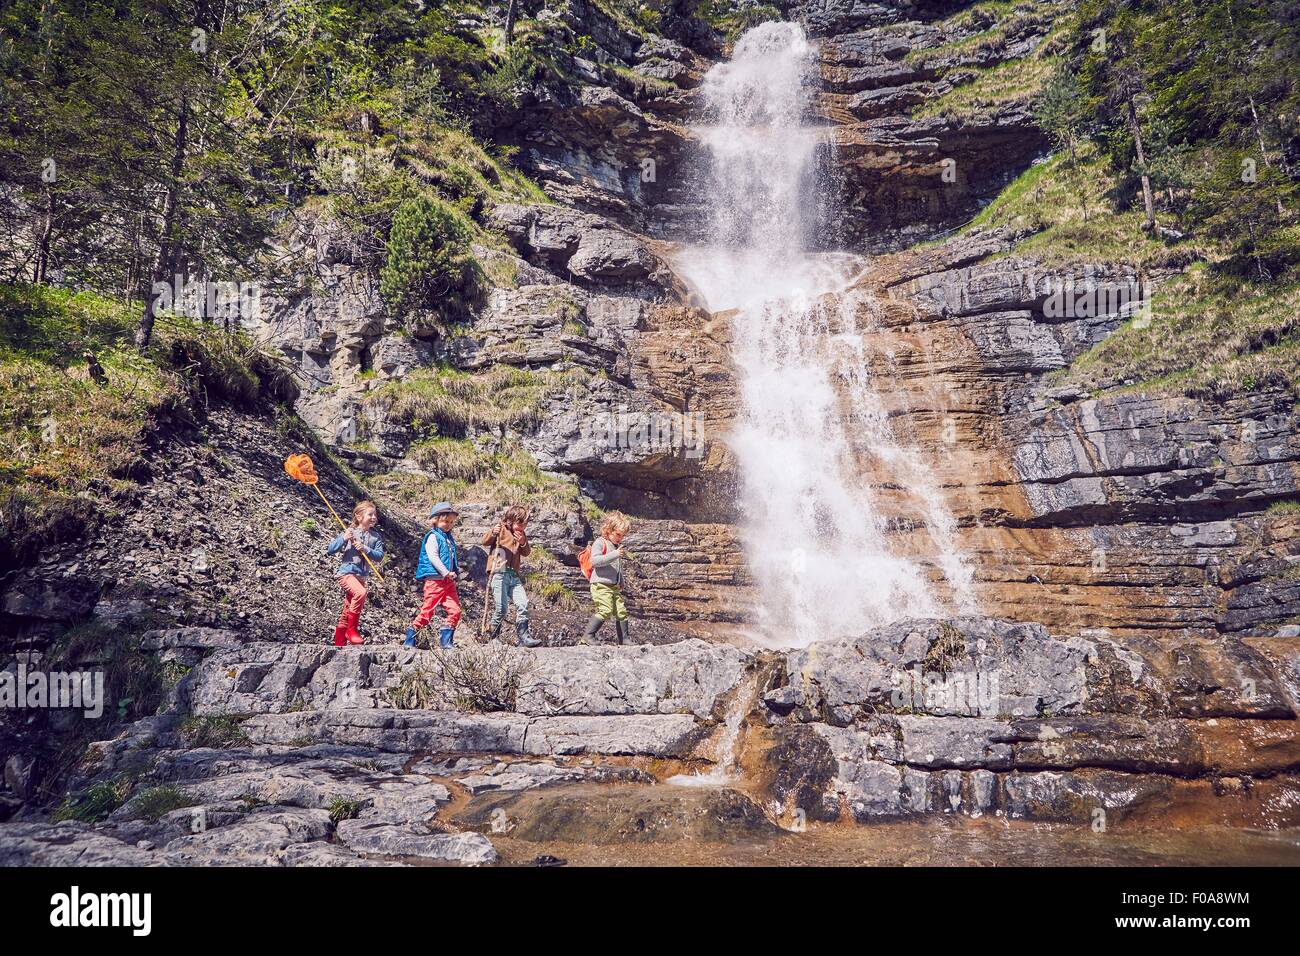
[491,817,1300,867]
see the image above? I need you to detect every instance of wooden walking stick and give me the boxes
[480,535,500,640]
[284,454,385,582]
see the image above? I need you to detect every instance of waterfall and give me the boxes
[672,22,976,648]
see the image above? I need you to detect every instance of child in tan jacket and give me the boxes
[481,505,540,647]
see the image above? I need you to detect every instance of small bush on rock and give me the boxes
[387,645,537,712]
[379,194,480,322]
[176,715,250,749]
[52,776,134,823]
[128,785,198,822]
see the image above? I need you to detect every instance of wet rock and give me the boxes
[457,782,778,843]
[764,724,840,822]
[334,820,497,865]
[1001,769,1174,824]
[894,715,1013,770]
[0,821,162,866]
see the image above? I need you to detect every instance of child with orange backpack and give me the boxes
[578,511,631,645]
[325,500,385,646]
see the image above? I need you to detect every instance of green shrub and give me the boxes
[128,785,198,822]
[379,194,480,320]
[329,798,364,823]
[176,715,250,749]
[52,777,133,823]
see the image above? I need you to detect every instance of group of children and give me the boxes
[324,500,633,649]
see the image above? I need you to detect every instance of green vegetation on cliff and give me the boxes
[910,0,1072,120]
[1059,268,1300,399]
[0,283,293,566]
[368,362,588,436]
[950,0,1299,400]
[0,0,562,348]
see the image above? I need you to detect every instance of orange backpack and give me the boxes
[578,543,594,580]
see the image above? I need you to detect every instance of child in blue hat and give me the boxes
[404,502,462,649]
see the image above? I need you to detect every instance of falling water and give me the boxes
[672,22,975,648]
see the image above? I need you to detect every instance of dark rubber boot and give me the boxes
[578,614,605,645]
[615,619,630,645]
[516,620,541,648]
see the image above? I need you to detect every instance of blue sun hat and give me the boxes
[429,501,458,517]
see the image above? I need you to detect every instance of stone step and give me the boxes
[182,639,752,720]
[238,709,705,759]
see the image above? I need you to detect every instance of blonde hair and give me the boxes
[351,500,378,526]
[600,511,631,537]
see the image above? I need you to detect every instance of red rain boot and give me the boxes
[332,622,348,647]
[344,610,365,645]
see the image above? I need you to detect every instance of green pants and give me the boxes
[590,582,628,622]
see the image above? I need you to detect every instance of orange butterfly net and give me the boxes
[284,453,319,484]
[284,453,384,581]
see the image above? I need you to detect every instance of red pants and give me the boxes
[411,577,462,630]
[337,574,367,627]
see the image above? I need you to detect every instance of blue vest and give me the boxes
[416,527,459,580]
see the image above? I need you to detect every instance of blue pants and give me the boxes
[490,568,529,628]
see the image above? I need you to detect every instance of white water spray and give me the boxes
[672,22,976,648]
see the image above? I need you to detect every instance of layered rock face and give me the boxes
[845,229,1300,645]
[763,617,1300,826]
[811,2,1057,250]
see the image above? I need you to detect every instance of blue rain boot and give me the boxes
[438,626,455,649]
[403,627,418,649]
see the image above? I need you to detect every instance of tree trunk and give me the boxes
[1127,96,1157,233]
[505,0,517,43]
[136,98,188,351]
[34,188,53,284]
[1245,93,1287,217]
